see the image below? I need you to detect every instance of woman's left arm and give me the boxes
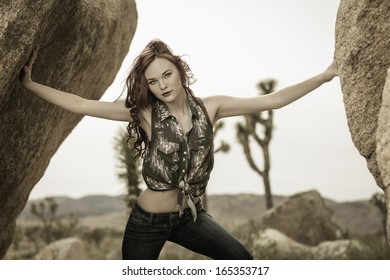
[204,60,338,124]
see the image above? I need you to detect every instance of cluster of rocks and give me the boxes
[247,190,372,259]
[34,190,374,260]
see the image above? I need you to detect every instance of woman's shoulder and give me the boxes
[201,94,229,104]
[200,95,231,111]
[197,95,226,125]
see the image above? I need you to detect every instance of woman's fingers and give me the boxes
[20,48,38,84]
[26,48,38,69]
[320,60,339,82]
[325,60,338,76]
[331,59,339,76]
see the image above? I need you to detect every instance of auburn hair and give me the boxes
[125,39,196,159]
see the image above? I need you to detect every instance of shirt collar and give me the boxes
[156,92,200,122]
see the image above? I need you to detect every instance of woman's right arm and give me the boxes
[20,49,131,122]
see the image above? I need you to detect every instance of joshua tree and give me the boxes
[202,121,230,209]
[214,121,230,154]
[114,127,142,209]
[30,197,79,245]
[30,197,59,244]
[236,79,277,209]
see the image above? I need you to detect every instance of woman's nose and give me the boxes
[159,81,167,90]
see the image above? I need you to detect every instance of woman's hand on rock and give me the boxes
[20,48,38,87]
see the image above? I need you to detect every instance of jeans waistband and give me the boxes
[132,200,202,221]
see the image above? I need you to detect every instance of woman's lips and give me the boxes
[162,90,172,97]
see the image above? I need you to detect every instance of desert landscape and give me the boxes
[4,191,388,260]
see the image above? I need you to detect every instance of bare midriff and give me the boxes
[136,188,200,213]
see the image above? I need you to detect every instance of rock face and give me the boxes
[34,237,87,260]
[335,0,390,242]
[252,228,371,260]
[256,190,342,246]
[0,0,137,258]
[377,69,390,243]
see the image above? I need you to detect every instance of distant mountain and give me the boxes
[19,195,127,220]
[19,193,384,236]
[324,199,384,236]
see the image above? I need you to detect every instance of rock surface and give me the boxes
[335,0,390,188]
[254,190,343,246]
[0,0,137,258]
[252,228,371,259]
[335,0,390,242]
[377,68,390,242]
[34,237,87,260]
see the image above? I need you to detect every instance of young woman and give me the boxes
[20,40,338,259]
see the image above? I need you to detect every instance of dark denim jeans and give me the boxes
[122,201,253,260]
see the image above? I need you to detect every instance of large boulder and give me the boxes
[0,0,137,258]
[34,237,87,260]
[335,0,390,242]
[255,190,343,246]
[377,69,390,242]
[252,228,371,259]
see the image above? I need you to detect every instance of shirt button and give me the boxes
[182,169,185,173]
[184,151,187,154]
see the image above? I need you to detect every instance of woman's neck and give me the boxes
[166,90,189,117]
[165,90,193,133]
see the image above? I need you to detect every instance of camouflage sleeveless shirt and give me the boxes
[142,92,214,220]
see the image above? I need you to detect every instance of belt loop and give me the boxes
[148,212,154,225]
[197,199,202,211]
[187,195,197,222]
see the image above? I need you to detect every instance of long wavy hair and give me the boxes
[125,39,196,159]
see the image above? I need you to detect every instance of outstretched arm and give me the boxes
[19,49,131,122]
[204,60,338,124]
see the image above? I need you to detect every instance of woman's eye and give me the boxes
[149,80,155,85]
[164,72,171,78]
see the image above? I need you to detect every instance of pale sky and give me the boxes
[30,0,380,202]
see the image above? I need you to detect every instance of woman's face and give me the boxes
[144,57,184,103]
